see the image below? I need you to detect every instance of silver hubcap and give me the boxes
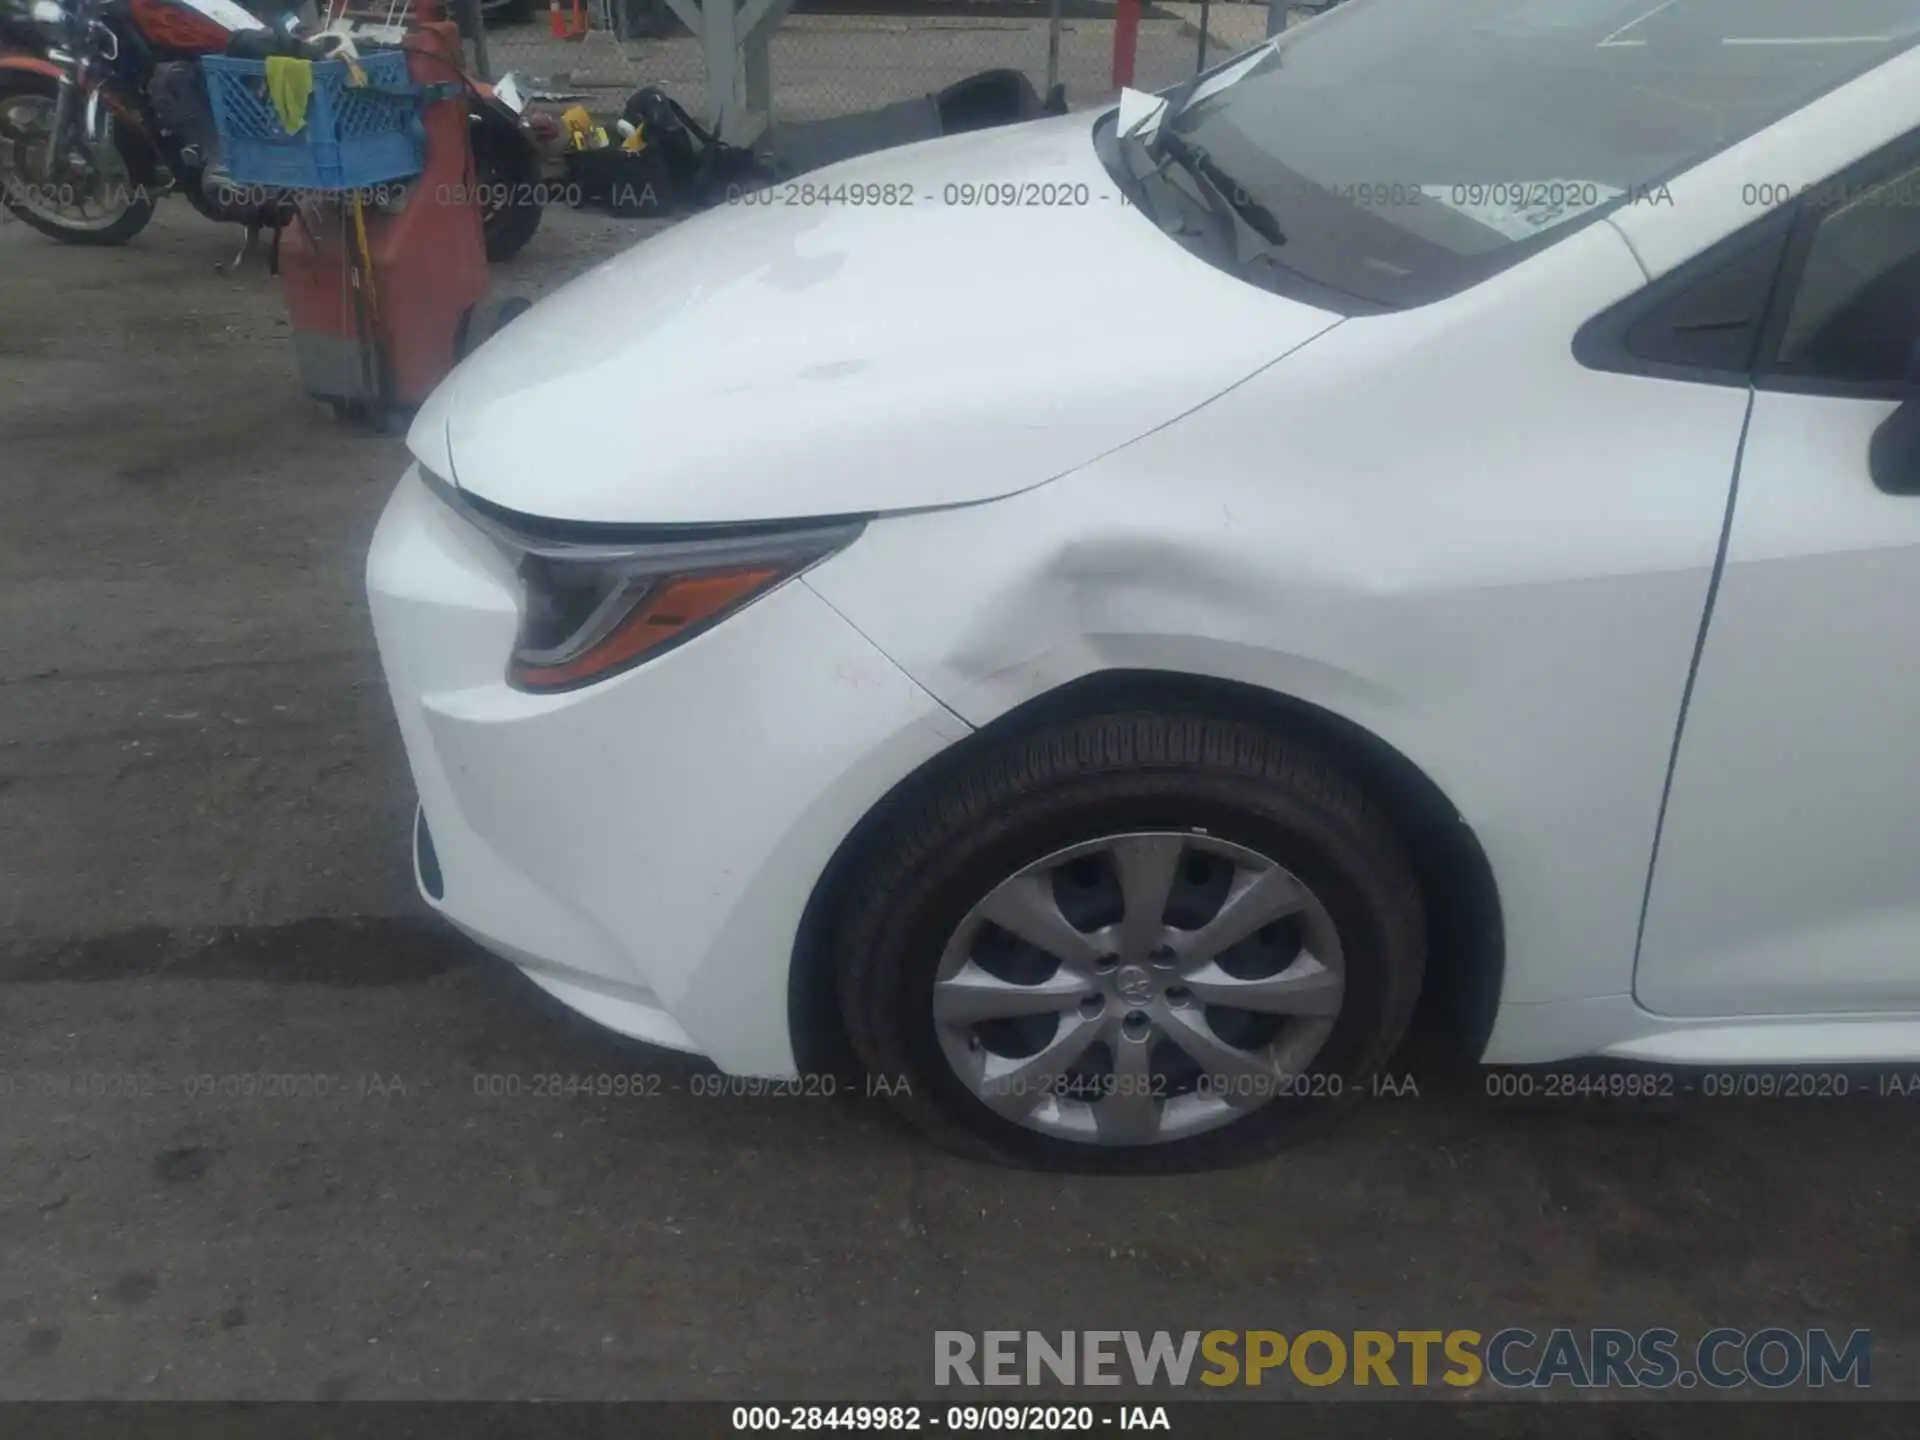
[933,831,1345,1147]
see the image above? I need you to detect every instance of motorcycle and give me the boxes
[0,0,543,258]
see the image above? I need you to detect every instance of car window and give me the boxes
[1771,161,1920,387]
[1166,0,1920,307]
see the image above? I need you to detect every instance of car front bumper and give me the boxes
[364,466,968,1076]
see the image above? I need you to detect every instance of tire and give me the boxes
[472,119,543,263]
[0,75,157,246]
[833,711,1426,1173]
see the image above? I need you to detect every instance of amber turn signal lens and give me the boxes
[510,566,782,691]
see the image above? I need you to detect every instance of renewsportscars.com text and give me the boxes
[935,1328,1871,1390]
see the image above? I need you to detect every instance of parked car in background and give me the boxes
[369,0,1920,1170]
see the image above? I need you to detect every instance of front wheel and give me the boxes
[833,712,1427,1172]
[0,76,157,246]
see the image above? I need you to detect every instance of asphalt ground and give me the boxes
[1,194,1916,1410]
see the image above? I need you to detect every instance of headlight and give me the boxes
[505,528,861,691]
[424,472,863,692]
[28,0,75,42]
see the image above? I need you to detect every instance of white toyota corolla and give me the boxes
[368,0,1920,1169]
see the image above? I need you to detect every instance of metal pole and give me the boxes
[1045,0,1062,99]
[703,0,742,143]
[465,0,493,80]
[1112,0,1140,88]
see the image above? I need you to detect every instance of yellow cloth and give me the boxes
[264,56,314,135]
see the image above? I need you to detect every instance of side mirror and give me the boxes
[1869,397,1920,497]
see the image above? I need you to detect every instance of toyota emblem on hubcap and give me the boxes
[1115,964,1156,1006]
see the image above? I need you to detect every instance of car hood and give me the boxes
[412,112,1341,525]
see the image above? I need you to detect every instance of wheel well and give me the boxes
[787,670,1505,1077]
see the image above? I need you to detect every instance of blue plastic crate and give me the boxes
[201,51,425,193]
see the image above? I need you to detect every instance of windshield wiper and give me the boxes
[1150,129,1288,256]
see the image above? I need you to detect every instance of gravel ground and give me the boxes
[1,189,1916,1411]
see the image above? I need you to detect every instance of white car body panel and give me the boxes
[1601,1014,1920,1065]
[1635,389,1920,1016]
[808,222,1745,1038]
[366,468,968,1074]
[409,114,1340,525]
[1459,993,1920,1067]
[369,39,1920,1081]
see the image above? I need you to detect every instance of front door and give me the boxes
[1637,139,1920,1017]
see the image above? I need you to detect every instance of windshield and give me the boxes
[1164,0,1920,307]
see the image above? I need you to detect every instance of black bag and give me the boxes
[621,88,707,190]
[564,145,673,218]
[619,86,772,207]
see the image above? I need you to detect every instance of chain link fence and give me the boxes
[465,1,1282,131]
